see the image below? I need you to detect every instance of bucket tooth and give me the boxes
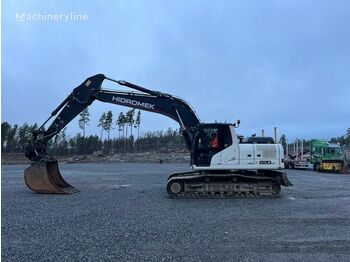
[24,160,79,194]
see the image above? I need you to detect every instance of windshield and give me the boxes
[326,146,341,155]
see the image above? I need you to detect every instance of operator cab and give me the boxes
[192,123,232,166]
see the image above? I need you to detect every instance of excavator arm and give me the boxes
[25,74,200,162]
[25,74,105,161]
[24,74,200,194]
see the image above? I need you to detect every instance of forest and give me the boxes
[2,107,349,157]
[1,108,187,156]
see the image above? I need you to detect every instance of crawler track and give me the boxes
[166,170,291,198]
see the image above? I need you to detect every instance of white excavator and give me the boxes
[24,74,292,198]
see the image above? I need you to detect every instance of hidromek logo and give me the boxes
[112,96,155,110]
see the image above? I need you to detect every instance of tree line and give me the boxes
[3,112,348,157]
[1,107,186,156]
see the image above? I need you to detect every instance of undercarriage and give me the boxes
[167,170,292,198]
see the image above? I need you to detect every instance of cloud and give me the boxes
[2,0,350,141]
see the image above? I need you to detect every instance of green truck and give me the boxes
[309,139,348,173]
[285,139,349,173]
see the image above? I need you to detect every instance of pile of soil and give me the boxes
[1,153,72,165]
[105,151,190,164]
[2,153,31,165]
[2,151,190,165]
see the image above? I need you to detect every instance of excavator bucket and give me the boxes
[24,159,79,194]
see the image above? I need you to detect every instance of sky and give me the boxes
[2,0,350,142]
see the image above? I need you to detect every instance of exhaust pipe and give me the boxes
[24,159,79,194]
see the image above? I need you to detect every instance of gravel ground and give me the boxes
[2,163,350,261]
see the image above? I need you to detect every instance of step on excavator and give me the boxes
[24,74,292,198]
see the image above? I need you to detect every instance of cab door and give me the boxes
[192,124,232,166]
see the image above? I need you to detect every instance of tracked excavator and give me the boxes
[24,74,292,198]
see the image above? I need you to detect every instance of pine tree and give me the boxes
[117,112,125,139]
[1,122,11,152]
[98,112,106,141]
[121,113,127,138]
[135,110,141,140]
[104,111,113,140]
[126,109,135,137]
[279,134,286,147]
[6,124,18,153]
[78,107,90,138]
[17,123,30,151]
